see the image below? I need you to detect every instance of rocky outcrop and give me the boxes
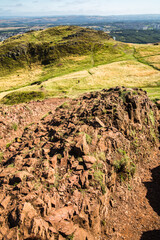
[0,87,159,239]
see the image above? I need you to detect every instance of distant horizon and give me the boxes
[0,13,160,19]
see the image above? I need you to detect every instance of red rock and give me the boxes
[59,235,66,240]
[71,160,79,169]
[42,148,50,156]
[76,165,84,171]
[1,196,11,209]
[14,170,34,181]
[95,116,105,127]
[74,228,93,240]
[21,202,38,224]
[82,135,90,154]
[60,157,68,168]
[80,171,89,187]
[0,87,159,240]
[8,146,15,152]
[57,219,75,236]
[46,206,74,224]
[50,155,57,168]
[46,208,76,235]
[0,167,16,177]
[83,156,96,164]
[68,175,79,186]
[85,163,93,169]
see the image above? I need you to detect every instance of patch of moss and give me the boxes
[66,234,74,240]
[150,127,157,142]
[11,122,18,131]
[97,151,106,161]
[86,133,92,144]
[6,142,12,148]
[59,102,70,109]
[0,152,3,163]
[1,91,45,105]
[149,110,155,126]
[54,169,61,189]
[92,161,106,194]
[7,163,14,168]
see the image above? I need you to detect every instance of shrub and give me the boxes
[114,150,136,181]
[92,161,106,194]
[11,122,18,131]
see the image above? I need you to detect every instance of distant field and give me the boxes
[0,27,27,30]
[110,29,160,44]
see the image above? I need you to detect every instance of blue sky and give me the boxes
[0,0,160,16]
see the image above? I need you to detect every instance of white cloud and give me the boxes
[0,0,160,16]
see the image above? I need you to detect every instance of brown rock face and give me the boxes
[0,87,160,240]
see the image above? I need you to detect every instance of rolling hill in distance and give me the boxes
[0,25,160,104]
[1,15,160,43]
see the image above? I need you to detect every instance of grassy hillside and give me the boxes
[0,26,160,103]
[0,26,113,78]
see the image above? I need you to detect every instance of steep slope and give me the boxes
[0,87,159,240]
[0,26,111,79]
[0,26,133,93]
[0,26,110,73]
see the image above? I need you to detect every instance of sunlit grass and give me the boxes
[0,39,134,92]
[134,43,160,58]
[0,65,42,92]
[143,87,160,100]
[2,59,160,102]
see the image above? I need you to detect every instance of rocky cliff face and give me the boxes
[0,87,159,240]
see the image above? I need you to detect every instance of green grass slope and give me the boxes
[0,26,160,104]
[0,26,113,77]
[0,26,133,92]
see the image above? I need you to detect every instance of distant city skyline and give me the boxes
[0,0,160,17]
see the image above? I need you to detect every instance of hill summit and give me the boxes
[0,26,111,77]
